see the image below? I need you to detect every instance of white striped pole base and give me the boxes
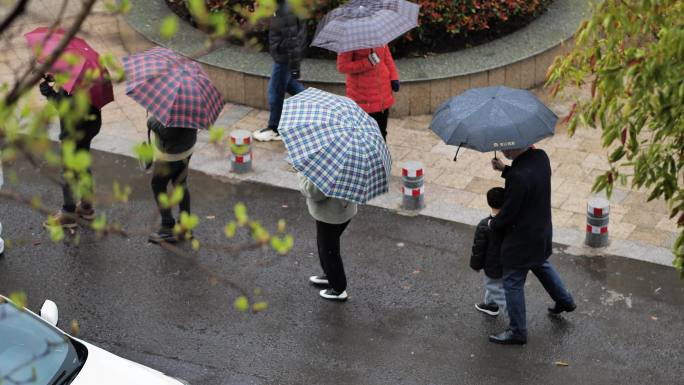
[400,161,425,210]
[230,130,253,174]
[585,197,609,247]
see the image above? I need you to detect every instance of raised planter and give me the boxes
[120,0,589,116]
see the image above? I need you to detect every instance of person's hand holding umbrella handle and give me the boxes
[368,50,381,66]
[39,74,57,98]
[491,157,506,172]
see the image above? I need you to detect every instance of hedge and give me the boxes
[166,0,553,58]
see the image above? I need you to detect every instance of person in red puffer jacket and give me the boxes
[337,45,400,141]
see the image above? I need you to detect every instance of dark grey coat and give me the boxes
[490,149,553,268]
[268,0,307,70]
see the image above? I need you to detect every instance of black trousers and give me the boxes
[61,126,100,213]
[369,109,389,141]
[151,156,191,229]
[316,220,350,293]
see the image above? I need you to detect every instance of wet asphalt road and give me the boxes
[1,150,683,385]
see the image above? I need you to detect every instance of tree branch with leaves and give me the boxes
[547,0,684,276]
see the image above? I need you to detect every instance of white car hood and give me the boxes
[71,340,181,385]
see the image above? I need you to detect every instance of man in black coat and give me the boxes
[488,147,576,345]
[254,0,307,142]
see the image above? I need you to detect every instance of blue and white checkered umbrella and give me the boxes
[312,0,419,53]
[279,88,392,204]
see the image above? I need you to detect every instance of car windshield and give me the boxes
[0,300,82,385]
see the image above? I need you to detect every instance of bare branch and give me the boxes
[0,0,30,36]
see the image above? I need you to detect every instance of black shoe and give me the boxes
[548,302,576,315]
[319,288,348,301]
[489,330,527,345]
[475,302,500,316]
[148,228,178,244]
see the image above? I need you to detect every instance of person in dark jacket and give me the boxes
[470,187,505,317]
[147,116,197,244]
[254,0,307,142]
[39,76,101,229]
[488,147,576,345]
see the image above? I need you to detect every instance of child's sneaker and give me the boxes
[475,302,500,316]
[148,227,178,244]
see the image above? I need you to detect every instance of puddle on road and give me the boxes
[599,289,633,308]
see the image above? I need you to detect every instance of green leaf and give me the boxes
[160,15,179,39]
[134,142,154,164]
[170,185,185,206]
[234,203,248,225]
[191,238,201,251]
[158,193,170,209]
[209,126,225,143]
[233,295,249,312]
[224,222,237,238]
[91,214,107,232]
[179,212,200,230]
[230,143,251,155]
[9,292,27,309]
[252,301,268,312]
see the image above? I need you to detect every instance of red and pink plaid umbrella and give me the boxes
[122,47,224,130]
[24,27,114,109]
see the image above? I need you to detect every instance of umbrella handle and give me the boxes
[453,143,463,162]
[494,150,497,160]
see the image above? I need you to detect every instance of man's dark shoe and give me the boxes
[489,330,527,345]
[475,302,500,316]
[548,302,577,316]
[75,203,95,221]
[148,228,178,244]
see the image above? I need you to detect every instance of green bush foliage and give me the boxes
[166,0,552,57]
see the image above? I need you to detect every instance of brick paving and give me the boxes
[1,1,678,264]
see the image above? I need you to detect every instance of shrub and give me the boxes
[166,0,553,58]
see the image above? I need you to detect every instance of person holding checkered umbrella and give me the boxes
[279,88,392,301]
[312,0,419,141]
[123,48,225,244]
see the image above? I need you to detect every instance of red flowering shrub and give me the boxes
[166,0,552,58]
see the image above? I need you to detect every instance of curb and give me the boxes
[50,123,676,269]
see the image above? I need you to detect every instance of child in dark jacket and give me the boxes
[470,187,506,316]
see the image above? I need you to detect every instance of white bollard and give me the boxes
[400,161,425,211]
[230,130,253,174]
[585,197,610,248]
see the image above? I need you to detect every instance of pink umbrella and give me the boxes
[25,27,114,109]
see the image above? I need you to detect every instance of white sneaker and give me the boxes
[319,289,348,301]
[309,275,329,286]
[253,128,281,142]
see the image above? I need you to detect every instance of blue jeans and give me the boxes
[484,276,507,317]
[267,62,305,131]
[503,260,574,337]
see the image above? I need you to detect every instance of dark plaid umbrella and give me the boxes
[429,86,558,155]
[312,0,419,53]
[122,47,224,130]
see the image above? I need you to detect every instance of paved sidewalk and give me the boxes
[0,1,678,266]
